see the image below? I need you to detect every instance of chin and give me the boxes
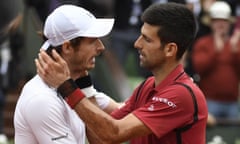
[140,62,145,68]
[87,65,95,70]
[140,63,150,70]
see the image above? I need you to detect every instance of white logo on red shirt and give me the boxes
[152,97,177,108]
[148,104,154,111]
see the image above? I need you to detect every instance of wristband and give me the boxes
[94,92,110,109]
[75,75,92,88]
[57,79,86,108]
[65,89,85,108]
[81,86,97,98]
[75,75,97,98]
[57,79,78,98]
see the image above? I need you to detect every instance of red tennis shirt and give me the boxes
[111,64,208,144]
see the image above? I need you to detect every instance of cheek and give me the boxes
[77,52,95,67]
[71,52,87,66]
[149,48,164,62]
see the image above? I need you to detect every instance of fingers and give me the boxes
[52,49,64,63]
[38,50,53,75]
[39,49,54,64]
[51,49,70,75]
[35,58,44,76]
[35,56,50,78]
[35,49,69,88]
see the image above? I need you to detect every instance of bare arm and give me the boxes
[75,97,151,143]
[35,49,152,143]
[86,127,105,144]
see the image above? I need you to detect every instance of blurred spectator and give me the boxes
[78,0,113,17]
[110,0,153,78]
[230,17,240,51]
[24,0,113,23]
[24,0,81,22]
[192,1,240,120]
[185,0,240,78]
[230,1,240,50]
[0,0,23,142]
[207,113,217,126]
[185,0,201,17]
[196,0,239,39]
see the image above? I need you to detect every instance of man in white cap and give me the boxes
[14,4,118,144]
[192,1,240,120]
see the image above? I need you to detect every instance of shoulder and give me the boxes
[160,84,193,100]
[23,95,66,128]
[140,76,154,89]
[157,81,201,106]
[167,81,206,110]
[132,77,154,94]
[17,76,66,122]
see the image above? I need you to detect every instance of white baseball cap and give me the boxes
[41,5,114,50]
[209,1,231,20]
[201,1,235,25]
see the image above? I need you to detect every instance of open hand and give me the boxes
[35,49,71,88]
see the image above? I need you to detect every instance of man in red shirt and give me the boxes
[36,3,208,144]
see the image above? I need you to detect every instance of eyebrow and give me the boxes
[142,33,152,41]
[142,33,147,38]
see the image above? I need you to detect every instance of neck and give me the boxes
[152,61,180,86]
[70,69,88,80]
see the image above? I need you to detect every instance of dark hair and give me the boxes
[141,2,197,60]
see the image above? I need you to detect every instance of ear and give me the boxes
[61,41,72,54]
[164,42,177,57]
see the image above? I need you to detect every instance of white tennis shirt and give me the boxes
[14,75,108,144]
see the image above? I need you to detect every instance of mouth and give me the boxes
[91,57,96,64]
[138,51,144,60]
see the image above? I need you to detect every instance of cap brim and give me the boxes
[40,19,115,50]
[41,40,50,50]
[201,14,235,26]
[80,19,114,37]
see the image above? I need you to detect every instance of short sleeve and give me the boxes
[133,86,195,138]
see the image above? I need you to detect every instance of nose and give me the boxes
[134,36,141,49]
[96,39,105,53]
[97,39,105,49]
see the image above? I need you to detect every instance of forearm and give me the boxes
[103,98,122,114]
[58,79,151,143]
[74,97,150,143]
[75,75,119,113]
[58,79,127,143]
[86,127,105,144]
[75,97,122,143]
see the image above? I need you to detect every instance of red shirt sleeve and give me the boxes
[132,85,195,138]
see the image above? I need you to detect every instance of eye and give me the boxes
[92,38,97,43]
[143,35,151,42]
[87,38,98,44]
